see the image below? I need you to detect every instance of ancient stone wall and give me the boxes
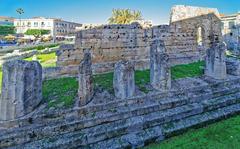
[170,5,220,23]
[56,12,222,77]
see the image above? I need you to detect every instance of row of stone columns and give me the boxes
[0,40,228,121]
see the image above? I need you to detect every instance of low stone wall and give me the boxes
[0,50,38,65]
[1,75,240,148]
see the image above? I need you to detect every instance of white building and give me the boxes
[221,12,240,51]
[14,17,82,37]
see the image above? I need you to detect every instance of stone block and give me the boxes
[205,42,227,79]
[0,60,42,121]
[150,40,171,91]
[113,61,135,99]
[78,49,93,106]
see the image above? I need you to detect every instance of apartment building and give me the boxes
[221,12,240,50]
[14,17,82,37]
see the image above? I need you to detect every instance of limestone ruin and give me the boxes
[113,61,135,99]
[150,39,171,90]
[53,6,222,78]
[1,5,240,149]
[0,60,42,121]
[205,42,227,79]
[78,49,94,106]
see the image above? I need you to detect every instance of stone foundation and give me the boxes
[1,75,240,148]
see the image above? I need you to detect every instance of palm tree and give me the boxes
[108,9,143,24]
[16,8,24,33]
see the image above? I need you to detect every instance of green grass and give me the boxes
[92,61,204,94]
[93,72,114,93]
[171,61,205,79]
[23,43,59,51]
[144,115,240,149]
[24,52,57,67]
[42,77,78,108]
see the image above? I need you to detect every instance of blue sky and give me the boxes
[0,0,239,24]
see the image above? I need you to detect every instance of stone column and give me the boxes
[205,42,227,79]
[78,49,93,106]
[150,39,171,91]
[113,61,135,99]
[0,60,42,121]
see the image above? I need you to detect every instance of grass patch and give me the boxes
[23,43,59,51]
[93,72,114,93]
[135,69,150,93]
[43,77,78,108]
[24,52,57,67]
[144,115,240,149]
[171,61,205,79]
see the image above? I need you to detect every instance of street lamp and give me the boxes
[16,8,24,34]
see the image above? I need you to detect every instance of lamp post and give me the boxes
[16,8,24,34]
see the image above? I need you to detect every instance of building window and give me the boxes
[229,21,235,29]
[41,22,45,27]
[27,22,31,27]
[34,22,38,27]
[221,22,224,29]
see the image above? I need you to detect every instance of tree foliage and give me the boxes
[108,9,143,24]
[0,26,15,35]
[25,29,50,37]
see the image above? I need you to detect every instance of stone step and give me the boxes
[89,103,240,149]
[26,83,240,126]
[4,80,237,131]
[1,83,238,136]
[2,92,240,148]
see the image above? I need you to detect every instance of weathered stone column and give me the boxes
[0,60,42,121]
[113,61,135,99]
[78,49,93,106]
[205,42,227,79]
[150,39,171,91]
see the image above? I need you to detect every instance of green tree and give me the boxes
[108,9,143,24]
[0,26,15,35]
[25,29,50,38]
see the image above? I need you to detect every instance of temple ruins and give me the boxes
[1,5,240,149]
